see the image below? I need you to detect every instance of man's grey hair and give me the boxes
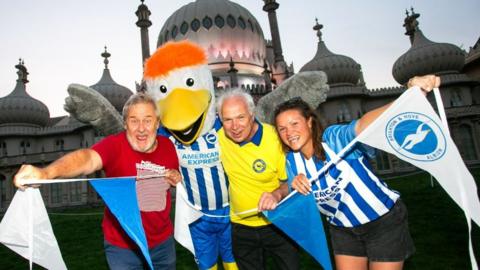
[216,88,255,120]
[122,93,159,122]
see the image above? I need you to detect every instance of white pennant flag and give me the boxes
[0,188,67,270]
[174,183,203,256]
[356,87,480,269]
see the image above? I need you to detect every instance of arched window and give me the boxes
[226,15,236,28]
[455,125,478,160]
[20,140,30,154]
[0,141,6,156]
[55,139,64,151]
[51,183,62,204]
[0,174,6,208]
[171,25,178,39]
[180,21,189,35]
[337,102,352,123]
[202,16,212,30]
[450,89,463,107]
[375,150,390,171]
[70,182,82,202]
[215,15,225,28]
[238,16,246,29]
[191,19,200,32]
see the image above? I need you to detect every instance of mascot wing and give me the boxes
[255,71,329,123]
[65,83,123,136]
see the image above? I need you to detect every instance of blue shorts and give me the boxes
[190,207,235,270]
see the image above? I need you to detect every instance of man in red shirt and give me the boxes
[14,93,181,269]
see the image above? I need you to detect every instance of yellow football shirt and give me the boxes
[218,121,287,227]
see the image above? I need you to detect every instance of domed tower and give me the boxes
[392,9,468,86]
[300,20,362,87]
[300,20,367,125]
[392,9,480,163]
[90,47,133,112]
[262,0,289,84]
[0,60,50,127]
[156,0,274,92]
[135,0,152,68]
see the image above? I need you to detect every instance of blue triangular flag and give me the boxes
[264,192,332,270]
[90,178,153,270]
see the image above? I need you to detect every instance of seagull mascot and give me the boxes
[65,40,329,270]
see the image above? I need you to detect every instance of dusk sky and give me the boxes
[1,0,478,117]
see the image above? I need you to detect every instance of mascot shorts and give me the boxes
[190,214,235,270]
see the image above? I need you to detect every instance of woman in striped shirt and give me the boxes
[270,75,440,270]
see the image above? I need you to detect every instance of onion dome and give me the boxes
[157,0,266,72]
[90,47,133,112]
[0,59,50,126]
[300,20,361,86]
[392,9,465,85]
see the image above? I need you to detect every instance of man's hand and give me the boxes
[13,164,47,190]
[257,183,289,211]
[258,192,280,211]
[164,169,182,187]
[407,75,441,95]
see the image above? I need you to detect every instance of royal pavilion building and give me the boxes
[0,1,478,211]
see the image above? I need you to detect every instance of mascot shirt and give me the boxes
[158,125,229,211]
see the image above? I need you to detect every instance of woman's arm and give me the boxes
[355,75,440,135]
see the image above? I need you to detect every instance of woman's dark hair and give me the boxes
[273,97,325,160]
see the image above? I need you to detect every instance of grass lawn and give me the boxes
[1,169,479,269]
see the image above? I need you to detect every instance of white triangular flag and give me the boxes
[0,188,67,270]
[174,183,203,255]
[355,87,479,269]
[356,87,480,226]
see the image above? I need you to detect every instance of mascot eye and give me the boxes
[159,85,168,93]
[186,78,195,87]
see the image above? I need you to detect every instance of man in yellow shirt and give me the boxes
[216,89,299,270]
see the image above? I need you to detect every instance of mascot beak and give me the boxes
[158,88,211,144]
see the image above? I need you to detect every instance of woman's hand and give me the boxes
[407,75,441,96]
[291,173,311,195]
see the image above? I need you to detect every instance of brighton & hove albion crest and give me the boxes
[252,159,266,173]
[205,132,217,145]
[385,112,446,162]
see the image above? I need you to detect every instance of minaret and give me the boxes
[262,59,272,91]
[262,0,284,63]
[135,0,152,67]
[91,47,134,111]
[227,57,239,88]
[403,7,420,45]
[16,58,29,84]
[101,46,111,69]
[313,18,323,42]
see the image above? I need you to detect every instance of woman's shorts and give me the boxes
[328,199,415,262]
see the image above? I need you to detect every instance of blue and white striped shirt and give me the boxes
[286,120,399,227]
[159,124,229,211]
